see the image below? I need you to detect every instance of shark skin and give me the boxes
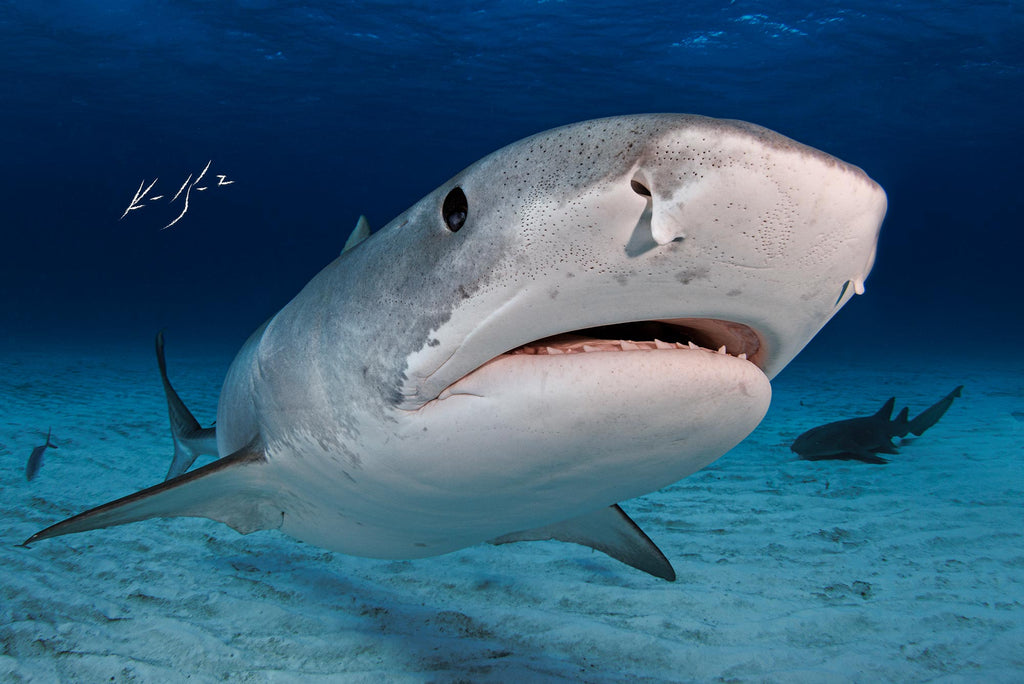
[792,386,964,464]
[25,114,886,580]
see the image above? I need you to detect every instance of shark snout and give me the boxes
[628,172,686,246]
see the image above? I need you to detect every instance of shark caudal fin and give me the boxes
[908,385,964,437]
[156,332,219,480]
[490,504,676,581]
[23,440,278,545]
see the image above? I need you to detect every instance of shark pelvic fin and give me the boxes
[848,452,891,464]
[156,331,219,480]
[23,439,277,546]
[489,504,676,581]
[875,440,900,455]
[342,215,371,255]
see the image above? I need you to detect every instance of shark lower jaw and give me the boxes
[415,318,773,497]
[423,317,767,407]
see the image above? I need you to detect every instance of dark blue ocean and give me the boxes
[2,1,1020,354]
[2,2,1023,681]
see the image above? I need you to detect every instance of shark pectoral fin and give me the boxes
[489,504,676,581]
[23,440,277,546]
[342,215,371,255]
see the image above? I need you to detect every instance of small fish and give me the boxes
[26,428,58,481]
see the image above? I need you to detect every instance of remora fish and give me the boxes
[26,115,886,580]
[26,428,58,481]
[791,386,964,464]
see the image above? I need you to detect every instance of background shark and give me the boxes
[25,114,886,579]
[792,386,964,463]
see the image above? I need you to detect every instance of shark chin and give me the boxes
[432,342,770,496]
[25,114,886,582]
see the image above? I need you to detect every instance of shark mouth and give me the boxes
[418,317,767,410]
[503,318,765,371]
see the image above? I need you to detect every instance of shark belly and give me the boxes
[261,345,771,558]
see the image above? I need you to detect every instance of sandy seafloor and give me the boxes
[1,343,1021,683]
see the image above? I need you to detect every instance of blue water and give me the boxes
[1,1,1020,353]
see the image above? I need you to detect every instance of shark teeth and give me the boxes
[509,338,752,361]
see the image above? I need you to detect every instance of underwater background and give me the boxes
[2,0,1021,354]
[1,1,1022,681]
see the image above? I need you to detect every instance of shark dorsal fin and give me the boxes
[342,215,371,255]
[890,406,912,437]
[875,397,896,420]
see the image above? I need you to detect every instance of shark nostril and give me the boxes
[630,180,652,197]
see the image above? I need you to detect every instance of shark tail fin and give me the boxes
[908,385,964,437]
[156,332,219,480]
[23,439,278,546]
[490,504,676,581]
[874,396,896,421]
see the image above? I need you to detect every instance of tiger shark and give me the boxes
[25,114,886,580]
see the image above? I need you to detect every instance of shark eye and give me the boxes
[630,180,652,197]
[442,187,468,232]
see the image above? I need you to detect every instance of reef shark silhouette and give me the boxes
[792,386,963,464]
[25,115,886,580]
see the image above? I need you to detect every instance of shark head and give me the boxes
[243,114,886,557]
[390,115,884,403]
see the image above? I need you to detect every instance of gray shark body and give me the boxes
[27,115,886,579]
[792,386,963,464]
